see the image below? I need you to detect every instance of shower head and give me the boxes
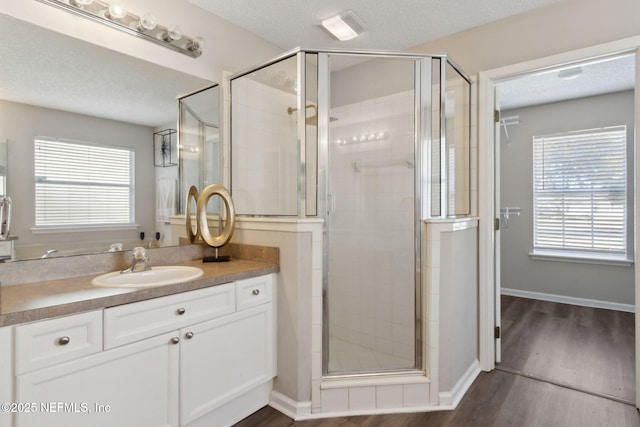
[287,104,337,126]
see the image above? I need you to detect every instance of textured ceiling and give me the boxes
[186,0,562,51]
[498,54,635,110]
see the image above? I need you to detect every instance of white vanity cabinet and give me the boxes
[15,330,180,427]
[180,274,275,426]
[8,273,276,427]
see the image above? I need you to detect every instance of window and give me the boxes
[532,126,628,261]
[34,137,135,228]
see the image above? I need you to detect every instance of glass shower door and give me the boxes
[325,55,419,375]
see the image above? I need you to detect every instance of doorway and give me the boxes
[497,53,635,403]
[478,41,640,409]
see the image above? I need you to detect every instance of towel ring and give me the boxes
[185,186,199,243]
[196,184,236,248]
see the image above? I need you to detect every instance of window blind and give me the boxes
[533,126,627,256]
[34,137,135,227]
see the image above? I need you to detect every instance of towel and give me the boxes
[156,178,177,223]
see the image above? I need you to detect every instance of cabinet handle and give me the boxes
[170,337,180,345]
[58,336,70,345]
[252,289,260,296]
[176,307,186,315]
[185,332,194,339]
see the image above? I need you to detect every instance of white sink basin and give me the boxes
[91,266,204,288]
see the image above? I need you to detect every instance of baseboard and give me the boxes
[269,390,312,420]
[270,386,453,421]
[186,381,272,427]
[501,288,635,313]
[438,359,481,407]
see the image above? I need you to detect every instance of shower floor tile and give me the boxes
[328,336,413,373]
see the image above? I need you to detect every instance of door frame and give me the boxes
[478,35,640,408]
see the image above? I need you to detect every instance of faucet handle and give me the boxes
[132,246,147,259]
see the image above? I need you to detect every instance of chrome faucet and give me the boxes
[121,247,151,273]
[41,249,58,258]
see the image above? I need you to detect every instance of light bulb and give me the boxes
[187,37,204,52]
[106,3,127,20]
[164,25,183,42]
[138,13,156,31]
[71,0,94,6]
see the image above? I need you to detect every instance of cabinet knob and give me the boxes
[176,307,186,315]
[252,289,260,296]
[185,332,194,339]
[170,337,180,345]
[58,336,70,345]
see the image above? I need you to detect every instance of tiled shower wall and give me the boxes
[231,78,298,216]
[327,90,416,368]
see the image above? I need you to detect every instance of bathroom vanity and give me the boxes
[0,249,278,427]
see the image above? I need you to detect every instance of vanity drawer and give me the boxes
[104,283,235,349]
[15,310,103,375]
[236,274,273,311]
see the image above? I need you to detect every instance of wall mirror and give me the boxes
[0,14,218,261]
[178,85,221,214]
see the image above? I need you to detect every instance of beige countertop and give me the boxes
[0,247,279,327]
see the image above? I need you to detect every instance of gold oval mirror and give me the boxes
[196,184,236,248]
[185,186,199,244]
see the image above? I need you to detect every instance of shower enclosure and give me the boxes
[230,49,470,378]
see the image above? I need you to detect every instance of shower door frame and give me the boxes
[316,50,438,378]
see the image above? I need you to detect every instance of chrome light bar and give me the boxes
[35,0,203,58]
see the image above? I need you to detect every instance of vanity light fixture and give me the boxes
[105,3,127,20]
[137,13,157,31]
[321,10,366,41]
[179,144,200,153]
[337,131,389,145]
[35,0,203,58]
[164,26,183,42]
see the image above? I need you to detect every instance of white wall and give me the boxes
[409,0,640,76]
[500,91,635,305]
[438,225,478,393]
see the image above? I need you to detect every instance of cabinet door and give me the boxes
[180,304,273,425]
[16,332,180,427]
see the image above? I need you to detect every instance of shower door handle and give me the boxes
[327,194,336,215]
[0,197,11,240]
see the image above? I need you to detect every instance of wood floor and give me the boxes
[234,296,640,426]
[500,295,635,402]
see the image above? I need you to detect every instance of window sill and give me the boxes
[529,250,633,266]
[31,224,140,234]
